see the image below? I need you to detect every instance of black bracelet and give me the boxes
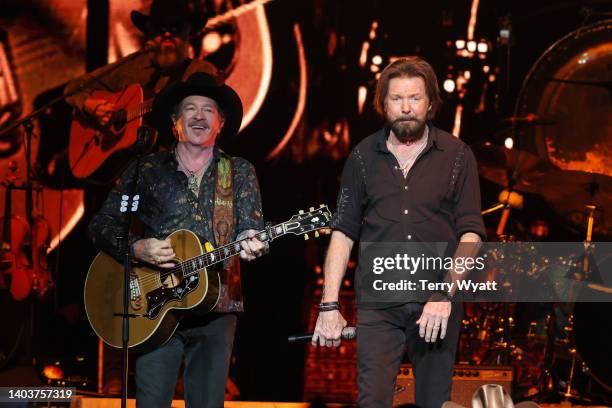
[319,301,340,312]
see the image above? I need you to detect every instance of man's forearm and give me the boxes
[321,231,354,302]
[446,232,482,298]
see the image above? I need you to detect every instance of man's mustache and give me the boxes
[392,117,416,124]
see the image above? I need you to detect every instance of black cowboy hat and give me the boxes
[152,72,243,140]
[131,0,208,36]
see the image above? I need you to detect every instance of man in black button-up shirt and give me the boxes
[313,57,485,408]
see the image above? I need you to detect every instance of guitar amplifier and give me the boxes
[393,364,513,407]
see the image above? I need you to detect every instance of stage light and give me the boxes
[464,70,471,80]
[455,39,466,49]
[452,104,463,138]
[370,64,380,73]
[443,78,455,93]
[358,85,367,114]
[489,74,496,82]
[466,40,477,52]
[202,32,222,54]
[372,54,382,65]
[369,20,378,40]
[504,137,514,149]
[477,41,488,53]
[42,364,64,381]
[359,41,370,67]
[483,65,490,73]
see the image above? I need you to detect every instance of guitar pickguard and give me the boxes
[145,271,200,319]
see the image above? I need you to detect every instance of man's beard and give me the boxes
[389,117,427,143]
[154,42,187,70]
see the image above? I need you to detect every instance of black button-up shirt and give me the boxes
[331,125,486,307]
[89,147,264,312]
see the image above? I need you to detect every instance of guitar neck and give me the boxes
[178,223,286,275]
[126,98,154,122]
[170,205,331,277]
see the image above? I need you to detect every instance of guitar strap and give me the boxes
[212,156,234,247]
[212,155,243,312]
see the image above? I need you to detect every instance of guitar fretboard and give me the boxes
[162,223,284,280]
[126,99,154,122]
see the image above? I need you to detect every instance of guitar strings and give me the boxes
[134,229,273,287]
[133,211,327,288]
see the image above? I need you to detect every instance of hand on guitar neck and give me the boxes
[84,96,117,127]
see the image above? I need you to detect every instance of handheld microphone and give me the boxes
[287,326,356,343]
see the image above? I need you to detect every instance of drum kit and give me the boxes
[460,19,612,404]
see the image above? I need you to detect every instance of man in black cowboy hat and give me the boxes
[88,71,267,407]
[65,0,219,149]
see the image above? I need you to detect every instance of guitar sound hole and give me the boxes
[113,109,127,131]
[100,110,127,152]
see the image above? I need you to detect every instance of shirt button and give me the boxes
[404,209,409,215]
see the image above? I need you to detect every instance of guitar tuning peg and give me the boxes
[315,231,320,238]
[320,204,325,208]
[309,207,315,212]
[299,210,304,214]
[304,234,309,240]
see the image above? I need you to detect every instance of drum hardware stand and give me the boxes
[547,199,599,403]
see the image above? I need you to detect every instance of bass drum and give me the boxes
[514,20,612,235]
[573,301,612,392]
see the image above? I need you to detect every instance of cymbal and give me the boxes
[536,170,612,235]
[473,144,555,193]
[535,170,612,202]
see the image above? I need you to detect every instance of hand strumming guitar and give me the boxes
[84,96,117,127]
[132,238,176,268]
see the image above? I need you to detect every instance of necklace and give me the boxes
[388,136,427,174]
[175,148,210,195]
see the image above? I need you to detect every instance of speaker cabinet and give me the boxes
[393,364,513,407]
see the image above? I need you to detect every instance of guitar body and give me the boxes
[69,84,151,184]
[84,229,220,354]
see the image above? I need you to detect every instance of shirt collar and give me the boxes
[162,144,223,168]
[375,122,443,153]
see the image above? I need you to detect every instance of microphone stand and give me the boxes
[112,127,150,408]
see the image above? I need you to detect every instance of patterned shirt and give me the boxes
[89,146,265,312]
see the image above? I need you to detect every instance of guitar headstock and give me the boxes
[283,205,332,239]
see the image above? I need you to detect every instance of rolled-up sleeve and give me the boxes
[330,148,366,241]
[453,146,486,241]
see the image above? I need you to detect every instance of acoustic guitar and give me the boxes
[84,205,331,353]
[69,84,154,184]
